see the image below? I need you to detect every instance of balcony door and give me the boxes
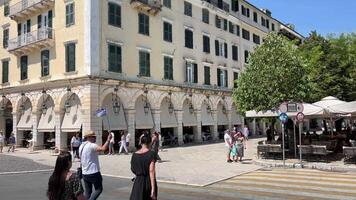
[40,13,49,39]
[20,23,28,46]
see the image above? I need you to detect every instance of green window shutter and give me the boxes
[217,68,221,86]
[204,66,210,85]
[3,29,9,48]
[225,70,228,87]
[48,10,53,28]
[41,50,50,76]
[215,40,219,56]
[20,56,28,80]
[27,20,31,33]
[38,15,42,29]
[66,43,76,72]
[116,4,121,27]
[224,43,228,58]
[193,63,198,83]
[2,61,9,83]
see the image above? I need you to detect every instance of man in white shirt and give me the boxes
[224,130,233,163]
[0,131,4,153]
[108,131,115,155]
[125,133,131,148]
[243,125,249,140]
[79,130,111,200]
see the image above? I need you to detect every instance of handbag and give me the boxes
[77,142,88,179]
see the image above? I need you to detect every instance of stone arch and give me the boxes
[0,96,12,111]
[157,91,179,111]
[35,94,55,113]
[58,91,82,113]
[99,86,128,109]
[211,96,223,111]
[15,95,32,113]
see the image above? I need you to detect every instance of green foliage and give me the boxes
[233,33,308,114]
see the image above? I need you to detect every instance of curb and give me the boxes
[253,160,356,173]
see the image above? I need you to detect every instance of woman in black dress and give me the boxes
[130,133,158,200]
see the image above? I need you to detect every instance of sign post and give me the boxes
[279,112,288,168]
[296,112,305,166]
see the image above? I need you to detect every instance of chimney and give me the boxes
[262,9,272,17]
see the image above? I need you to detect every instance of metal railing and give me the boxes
[131,0,161,9]
[202,0,230,12]
[8,27,54,51]
[9,0,53,16]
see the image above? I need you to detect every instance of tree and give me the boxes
[233,33,308,114]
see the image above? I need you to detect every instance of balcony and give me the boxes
[9,0,55,21]
[7,27,55,56]
[130,0,162,16]
[202,0,230,13]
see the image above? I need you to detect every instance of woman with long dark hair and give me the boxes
[47,151,85,200]
[130,133,158,200]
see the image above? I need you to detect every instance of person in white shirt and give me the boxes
[79,130,111,200]
[108,131,115,155]
[0,131,4,153]
[71,133,81,160]
[243,125,249,140]
[224,130,233,163]
[126,133,131,148]
[119,131,128,154]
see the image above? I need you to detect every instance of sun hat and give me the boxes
[83,130,96,138]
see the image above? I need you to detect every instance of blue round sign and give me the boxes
[279,113,288,124]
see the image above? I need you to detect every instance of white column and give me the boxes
[12,112,20,146]
[212,111,218,140]
[175,110,184,145]
[262,121,266,136]
[126,109,136,150]
[252,118,257,136]
[195,110,202,142]
[31,112,43,150]
[55,111,66,151]
[152,110,161,133]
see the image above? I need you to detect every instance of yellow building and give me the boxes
[0,0,302,150]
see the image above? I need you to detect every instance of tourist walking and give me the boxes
[224,130,233,163]
[0,131,4,153]
[47,151,85,200]
[158,132,163,151]
[71,133,81,160]
[79,130,111,200]
[230,131,239,162]
[236,131,245,161]
[130,133,158,200]
[126,133,131,148]
[119,131,128,154]
[151,132,161,161]
[243,125,249,140]
[108,131,115,155]
[7,133,15,153]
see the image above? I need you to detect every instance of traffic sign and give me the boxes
[279,113,288,124]
[296,112,305,122]
[279,102,304,113]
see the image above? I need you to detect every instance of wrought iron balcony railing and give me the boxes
[130,0,162,15]
[9,0,55,21]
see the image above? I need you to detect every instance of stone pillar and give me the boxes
[194,110,202,142]
[262,121,266,136]
[31,112,43,150]
[12,112,20,146]
[55,111,66,151]
[126,109,136,150]
[212,111,218,140]
[252,118,257,136]
[175,110,184,145]
[152,110,161,133]
[227,110,232,130]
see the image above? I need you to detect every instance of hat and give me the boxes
[84,130,96,138]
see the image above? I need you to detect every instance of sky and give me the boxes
[247,0,356,37]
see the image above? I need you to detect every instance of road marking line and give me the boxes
[0,169,53,175]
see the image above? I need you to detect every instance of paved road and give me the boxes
[0,154,52,173]
[2,168,356,200]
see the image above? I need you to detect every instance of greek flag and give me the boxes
[96,108,107,117]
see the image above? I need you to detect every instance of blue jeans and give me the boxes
[83,172,103,200]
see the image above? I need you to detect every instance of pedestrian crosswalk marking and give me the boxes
[254,170,356,179]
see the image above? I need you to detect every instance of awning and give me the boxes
[17,106,32,131]
[37,106,55,132]
[327,101,356,115]
[231,107,243,125]
[61,104,82,132]
[102,104,127,131]
[135,103,154,130]
[217,106,229,125]
[161,101,177,128]
[201,104,214,126]
[182,104,197,126]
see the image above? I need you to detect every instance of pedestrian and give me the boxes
[230,132,238,162]
[119,131,128,154]
[130,133,158,200]
[224,130,233,163]
[47,151,85,200]
[7,132,15,153]
[243,125,249,140]
[79,130,111,200]
[126,133,131,148]
[151,132,161,161]
[108,131,115,155]
[158,132,163,151]
[266,126,273,143]
[0,131,4,153]
[236,131,245,162]
[71,133,81,160]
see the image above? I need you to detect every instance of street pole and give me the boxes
[282,123,285,168]
[299,121,303,166]
[293,120,296,158]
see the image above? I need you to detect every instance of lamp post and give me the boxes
[41,90,47,114]
[168,91,174,114]
[64,88,71,114]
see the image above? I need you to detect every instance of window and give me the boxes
[244,50,249,63]
[229,21,234,34]
[2,29,9,48]
[185,29,193,49]
[215,40,227,58]
[202,8,209,24]
[138,13,149,36]
[231,0,239,12]
[108,43,122,73]
[241,5,249,17]
[184,1,192,17]
[223,19,228,31]
[65,43,76,72]
[266,19,270,29]
[217,69,227,87]
[246,8,250,17]
[232,45,238,61]
[242,29,250,40]
[233,72,239,88]
[203,35,210,53]
[204,66,210,85]
[253,34,260,44]
[236,25,240,36]
[41,50,50,77]
[272,23,275,31]
[108,3,121,28]
[185,62,197,83]
[215,15,221,29]
[163,0,171,8]
[261,17,266,27]
[20,56,28,80]
[2,60,9,83]
[164,56,173,80]
[163,21,172,42]
[139,51,150,77]
[4,0,9,16]
[253,12,258,22]
[66,2,75,27]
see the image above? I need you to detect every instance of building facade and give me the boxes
[0,0,302,150]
